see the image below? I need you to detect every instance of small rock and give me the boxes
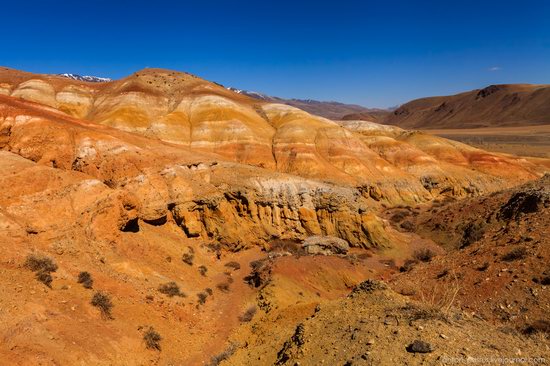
[366,339,375,345]
[406,340,433,353]
[439,334,448,339]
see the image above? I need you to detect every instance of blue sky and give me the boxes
[1,0,549,108]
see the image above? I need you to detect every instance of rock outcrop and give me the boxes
[302,236,350,255]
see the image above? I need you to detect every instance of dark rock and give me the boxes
[302,236,350,255]
[406,340,433,353]
[499,190,548,221]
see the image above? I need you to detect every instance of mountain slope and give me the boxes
[385,84,550,129]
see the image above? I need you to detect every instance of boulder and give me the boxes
[302,235,350,255]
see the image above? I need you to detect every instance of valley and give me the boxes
[0,67,548,365]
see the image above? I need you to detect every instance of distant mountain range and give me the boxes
[58,73,112,83]
[227,87,388,121]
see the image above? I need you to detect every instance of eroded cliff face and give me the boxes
[0,96,395,249]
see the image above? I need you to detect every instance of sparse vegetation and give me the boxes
[197,292,208,305]
[24,254,58,273]
[244,259,272,288]
[238,306,257,322]
[224,261,241,270]
[390,210,410,223]
[413,248,436,262]
[501,247,528,262]
[208,343,238,366]
[400,220,415,232]
[182,246,195,266]
[91,292,113,319]
[357,252,373,260]
[399,303,451,324]
[436,269,449,279]
[198,265,208,277]
[206,242,222,260]
[460,222,485,248]
[35,271,53,287]
[24,254,58,287]
[477,262,490,271]
[143,327,162,351]
[77,271,93,289]
[523,320,550,335]
[216,282,231,293]
[399,259,418,272]
[158,282,185,297]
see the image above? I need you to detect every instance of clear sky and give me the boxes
[1,0,549,108]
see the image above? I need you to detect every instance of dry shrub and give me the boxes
[36,271,53,287]
[477,262,490,271]
[25,254,58,273]
[460,222,485,248]
[399,303,450,323]
[197,292,208,305]
[24,254,58,287]
[208,343,238,366]
[413,248,436,262]
[244,259,272,288]
[414,271,461,319]
[216,282,231,293]
[158,282,185,297]
[357,252,373,260]
[77,271,93,289]
[182,246,195,266]
[390,210,410,223]
[436,269,449,279]
[399,259,418,272]
[238,306,257,322]
[501,247,528,262]
[198,265,208,277]
[400,220,415,232]
[143,327,162,350]
[224,261,241,271]
[91,292,113,319]
[524,320,550,335]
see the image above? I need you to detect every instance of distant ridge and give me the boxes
[383,84,550,129]
[227,86,386,120]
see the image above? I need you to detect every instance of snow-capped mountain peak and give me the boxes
[227,87,270,100]
[58,73,112,83]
